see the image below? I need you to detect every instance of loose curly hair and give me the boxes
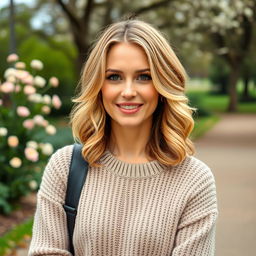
[70,18,195,167]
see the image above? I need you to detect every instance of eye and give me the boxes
[137,74,152,81]
[106,74,121,81]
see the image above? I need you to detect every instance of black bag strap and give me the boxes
[63,143,89,255]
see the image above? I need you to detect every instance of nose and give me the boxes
[121,80,137,98]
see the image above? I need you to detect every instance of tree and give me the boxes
[17,0,256,112]
[52,0,171,71]
[158,0,256,111]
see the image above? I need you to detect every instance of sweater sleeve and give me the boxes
[171,166,218,256]
[28,145,73,256]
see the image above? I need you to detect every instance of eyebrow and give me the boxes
[105,68,150,73]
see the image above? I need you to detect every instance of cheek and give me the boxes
[143,87,159,106]
[101,85,116,113]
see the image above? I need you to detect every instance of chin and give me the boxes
[113,118,145,128]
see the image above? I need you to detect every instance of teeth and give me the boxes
[119,105,140,110]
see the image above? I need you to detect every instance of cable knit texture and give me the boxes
[29,144,218,256]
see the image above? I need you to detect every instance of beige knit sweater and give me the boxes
[29,145,218,256]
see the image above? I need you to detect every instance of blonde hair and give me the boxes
[70,19,195,167]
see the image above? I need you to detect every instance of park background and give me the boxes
[0,0,255,255]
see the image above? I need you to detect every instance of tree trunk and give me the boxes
[227,64,241,112]
[9,0,17,54]
[72,25,90,76]
[75,39,89,74]
[242,75,250,100]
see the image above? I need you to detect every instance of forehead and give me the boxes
[106,42,149,68]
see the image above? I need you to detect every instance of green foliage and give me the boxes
[188,87,256,113]
[0,56,62,214]
[0,217,33,256]
[0,3,78,106]
[19,36,76,94]
[208,57,230,95]
[35,116,74,149]
[187,92,212,117]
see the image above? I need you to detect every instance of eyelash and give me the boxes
[106,74,152,81]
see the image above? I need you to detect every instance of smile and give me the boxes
[116,104,143,114]
[119,105,140,109]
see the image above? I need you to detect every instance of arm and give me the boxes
[172,168,218,256]
[28,146,72,256]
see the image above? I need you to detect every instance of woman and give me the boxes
[29,18,218,256]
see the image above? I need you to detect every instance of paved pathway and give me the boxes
[195,114,256,256]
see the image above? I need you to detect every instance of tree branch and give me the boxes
[82,0,95,27]
[210,32,231,63]
[134,0,171,15]
[55,0,81,29]
[103,0,114,26]
[240,15,253,56]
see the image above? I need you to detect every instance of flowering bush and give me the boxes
[0,54,62,214]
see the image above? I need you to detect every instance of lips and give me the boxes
[116,103,143,113]
[117,103,143,107]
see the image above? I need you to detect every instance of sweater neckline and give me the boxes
[99,150,167,178]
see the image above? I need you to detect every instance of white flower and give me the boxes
[0,82,15,93]
[41,143,54,155]
[15,62,26,69]
[15,70,29,80]
[33,115,45,126]
[45,125,56,135]
[4,68,16,78]
[24,147,39,162]
[24,85,36,95]
[7,53,19,63]
[43,95,51,105]
[41,105,51,114]
[49,77,59,87]
[26,140,38,149]
[23,119,35,130]
[34,76,46,88]
[31,60,43,70]
[52,95,62,109]
[0,127,8,136]
[8,135,19,147]
[29,180,38,190]
[7,75,16,83]
[22,74,34,85]
[17,106,30,117]
[28,93,42,103]
[10,157,22,168]
[244,8,253,18]
[175,12,185,22]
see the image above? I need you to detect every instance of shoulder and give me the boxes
[45,144,74,180]
[171,155,216,194]
[49,144,74,165]
[175,155,214,179]
[38,144,74,203]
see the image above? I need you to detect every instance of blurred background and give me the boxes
[0,0,255,256]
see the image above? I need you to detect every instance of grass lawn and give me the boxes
[188,91,256,113]
[187,79,256,114]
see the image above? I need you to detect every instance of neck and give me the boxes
[108,120,153,162]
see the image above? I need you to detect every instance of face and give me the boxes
[101,42,159,129]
